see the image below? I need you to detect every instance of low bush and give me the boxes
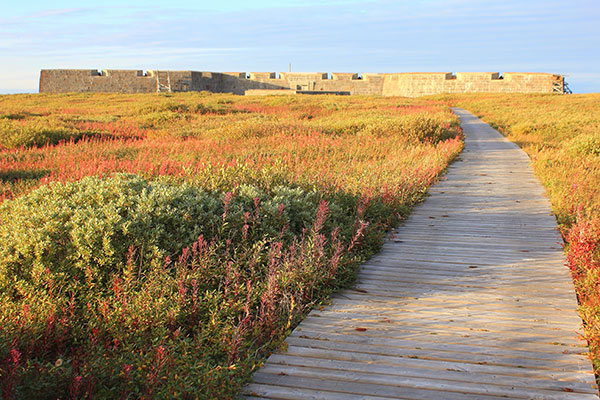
[0,174,221,295]
[0,173,391,399]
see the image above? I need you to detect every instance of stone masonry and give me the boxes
[39,69,565,96]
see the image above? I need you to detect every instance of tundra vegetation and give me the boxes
[0,93,462,399]
[439,93,600,378]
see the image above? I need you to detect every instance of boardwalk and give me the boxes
[243,108,599,399]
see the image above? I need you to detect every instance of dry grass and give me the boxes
[0,92,463,399]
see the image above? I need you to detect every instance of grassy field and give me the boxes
[4,91,597,397]
[438,93,600,377]
[0,93,463,399]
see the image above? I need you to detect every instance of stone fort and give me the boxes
[39,69,566,97]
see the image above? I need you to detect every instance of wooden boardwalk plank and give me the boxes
[243,108,599,399]
[287,330,587,364]
[283,337,586,370]
[249,373,519,400]
[257,364,598,399]
[263,355,596,394]
[276,347,596,384]
[297,315,586,348]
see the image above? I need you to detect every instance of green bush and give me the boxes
[0,173,378,399]
[0,174,364,299]
[0,174,223,295]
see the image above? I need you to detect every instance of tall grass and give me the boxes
[0,92,463,399]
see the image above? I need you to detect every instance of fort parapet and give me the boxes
[39,69,565,96]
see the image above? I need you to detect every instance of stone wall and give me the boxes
[382,72,562,96]
[39,70,156,93]
[192,72,290,94]
[39,69,564,96]
[216,72,385,95]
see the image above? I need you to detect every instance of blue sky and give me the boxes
[1,0,598,93]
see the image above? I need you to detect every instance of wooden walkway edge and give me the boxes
[243,108,599,399]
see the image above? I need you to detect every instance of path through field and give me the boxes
[243,108,599,399]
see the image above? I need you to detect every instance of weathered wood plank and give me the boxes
[310,302,584,329]
[284,338,588,371]
[359,263,572,279]
[309,309,581,334]
[351,279,577,297]
[333,290,580,313]
[243,109,598,399]
[277,346,596,384]
[288,329,587,364]
[251,373,520,400]
[265,354,596,393]
[356,272,576,291]
[328,297,584,324]
[296,317,587,349]
[336,286,578,308]
[298,316,585,348]
[257,364,598,399]
[244,384,392,400]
